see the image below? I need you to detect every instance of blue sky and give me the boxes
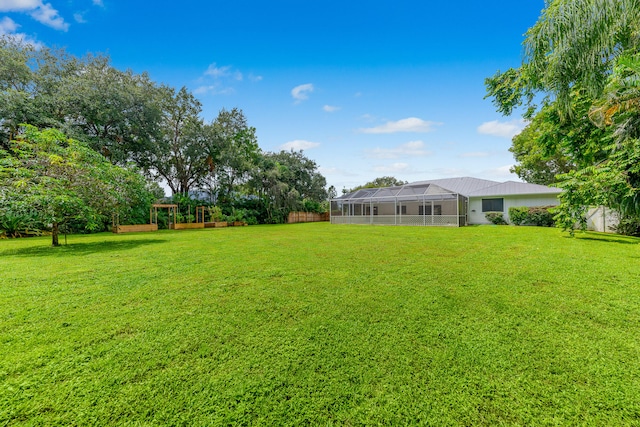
[1,0,546,192]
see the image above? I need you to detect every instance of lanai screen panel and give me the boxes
[330,182,467,226]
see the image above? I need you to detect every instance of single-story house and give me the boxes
[330,177,562,226]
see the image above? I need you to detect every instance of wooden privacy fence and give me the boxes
[288,211,329,224]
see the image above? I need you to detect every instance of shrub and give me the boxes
[508,206,529,225]
[485,212,508,225]
[0,210,42,238]
[302,198,324,213]
[208,206,224,222]
[508,206,556,227]
[612,215,640,236]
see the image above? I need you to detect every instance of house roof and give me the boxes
[337,182,459,200]
[409,177,500,195]
[334,177,561,200]
[409,177,560,197]
[466,181,562,197]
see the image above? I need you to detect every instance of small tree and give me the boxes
[0,125,154,246]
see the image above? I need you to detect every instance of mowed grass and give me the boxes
[1,223,640,426]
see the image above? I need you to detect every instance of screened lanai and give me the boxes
[330,182,467,226]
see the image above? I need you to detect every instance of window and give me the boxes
[482,198,504,212]
[419,205,442,215]
[396,205,407,215]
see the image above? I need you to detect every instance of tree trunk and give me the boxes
[52,222,60,247]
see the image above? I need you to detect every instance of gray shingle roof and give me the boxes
[408,177,499,195]
[408,177,560,197]
[335,177,561,200]
[466,181,562,197]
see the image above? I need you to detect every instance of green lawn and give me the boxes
[1,223,640,425]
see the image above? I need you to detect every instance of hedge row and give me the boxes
[508,206,556,227]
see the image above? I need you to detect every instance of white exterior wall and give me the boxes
[468,195,560,225]
[586,206,619,233]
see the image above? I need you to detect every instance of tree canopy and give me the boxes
[343,176,408,194]
[0,126,155,246]
[0,36,330,234]
[486,0,640,234]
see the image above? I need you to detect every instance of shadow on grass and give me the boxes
[573,232,640,245]
[0,238,168,258]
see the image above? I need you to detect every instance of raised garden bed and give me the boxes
[113,224,158,233]
[169,223,205,230]
[205,222,228,228]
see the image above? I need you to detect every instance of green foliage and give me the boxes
[343,176,408,194]
[0,126,156,245]
[208,205,224,222]
[247,150,327,223]
[509,94,605,185]
[508,206,529,225]
[206,108,261,201]
[486,0,640,115]
[0,209,41,238]
[0,36,330,225]
[612,216,640,236]
[484,68,536,117]
[553,138,640,233]
[2,225,640,424]
[485,211,508,225]
[171,192,203,222]
[302,198,324,213]
[486,1,640,235]
[146,86,209,195]
[60,56,163,165]
[509,206,556,227]
[0,38,162,161]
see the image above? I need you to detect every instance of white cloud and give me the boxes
[291,83,313,103]
[0,0,69,31]
[0,16,20,33]
[93,0,104,6]
[459,151,489,158]
[31,2,68,30]
[203,63,243,80]
[279,139,320,151]
[373,163,410,173]
[366,140,432,159]
[196,63,253,96]
[318,166,358,177]
[0,0,41,10]
[0,16,41,47]
[193,85,215,95]
[323,105,340,113]
[193,84,235,96]
[359,113,376,123]
[359,117,441,134]
[477,119,526,139]
[73,12,87,23]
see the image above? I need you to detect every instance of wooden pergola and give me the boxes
[113,204,206,233]
[151,204,178,228]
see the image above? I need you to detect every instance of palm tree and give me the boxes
[523,0,640,110]
[487,0,640,234]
